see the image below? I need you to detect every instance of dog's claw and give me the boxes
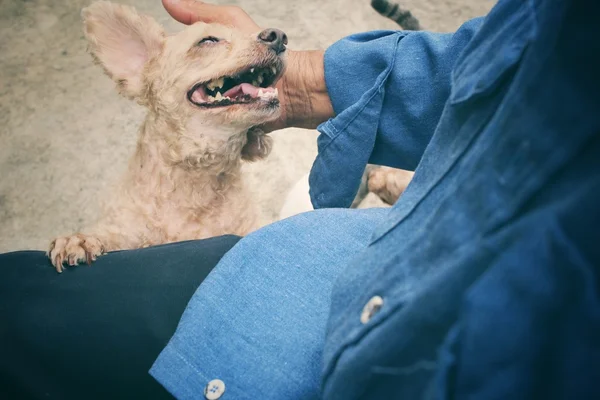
[48,234,104,272]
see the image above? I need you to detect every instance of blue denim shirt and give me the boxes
[151,0,600,398]
[312,0,600,398]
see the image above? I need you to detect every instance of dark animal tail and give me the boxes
[371,0,421,30]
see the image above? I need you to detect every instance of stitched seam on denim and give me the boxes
[368,106,491,245]
[318,120,339,141]
[166,345,211,382]
[318,33,403,151]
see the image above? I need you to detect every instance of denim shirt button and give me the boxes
[360,295,384,324]
[204,379,226,399]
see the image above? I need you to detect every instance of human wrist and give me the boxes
[281,50,333,130]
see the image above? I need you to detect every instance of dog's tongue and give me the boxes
[191,86,207,103]
[224,83,275,99]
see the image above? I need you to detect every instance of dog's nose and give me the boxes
[258,28,288,55]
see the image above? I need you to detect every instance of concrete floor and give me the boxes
[0,0,493,252]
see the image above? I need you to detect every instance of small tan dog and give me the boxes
[48,1,287,272]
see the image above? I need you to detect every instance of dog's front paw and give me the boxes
[368,167,414,205]
[48,234,105,273]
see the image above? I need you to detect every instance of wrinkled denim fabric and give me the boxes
[152,0,600,398]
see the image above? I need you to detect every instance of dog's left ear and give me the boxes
[242,128,273,161]
[82,1,165,99]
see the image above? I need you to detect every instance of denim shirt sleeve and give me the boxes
[309,18,483,209]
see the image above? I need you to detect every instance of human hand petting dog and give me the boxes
[162,0,334,132]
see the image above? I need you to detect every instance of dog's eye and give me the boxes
[197,36,220,45]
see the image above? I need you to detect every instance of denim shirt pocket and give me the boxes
[450,0,536,104]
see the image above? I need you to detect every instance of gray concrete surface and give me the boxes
[0,0,493,252]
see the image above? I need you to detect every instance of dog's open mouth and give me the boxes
[187,63,282,108]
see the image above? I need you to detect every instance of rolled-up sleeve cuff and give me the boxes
[324,31,406,117]
[309,33,403,209]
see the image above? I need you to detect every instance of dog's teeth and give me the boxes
[274,88,278,96]
[224,96,231,100]
[207,77,224,90]
[215,92,223,100]
[257,75,264,84]
[207,95,216,101]
[271,66,277,75]
[250,68,255,73]
[258,89,264,97]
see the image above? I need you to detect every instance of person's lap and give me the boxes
[0,235,241,400]
[150,208,388,399]
[0,208,386,399]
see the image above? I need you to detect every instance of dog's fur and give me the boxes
[367,166,414,205]
[48,1,285,271]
